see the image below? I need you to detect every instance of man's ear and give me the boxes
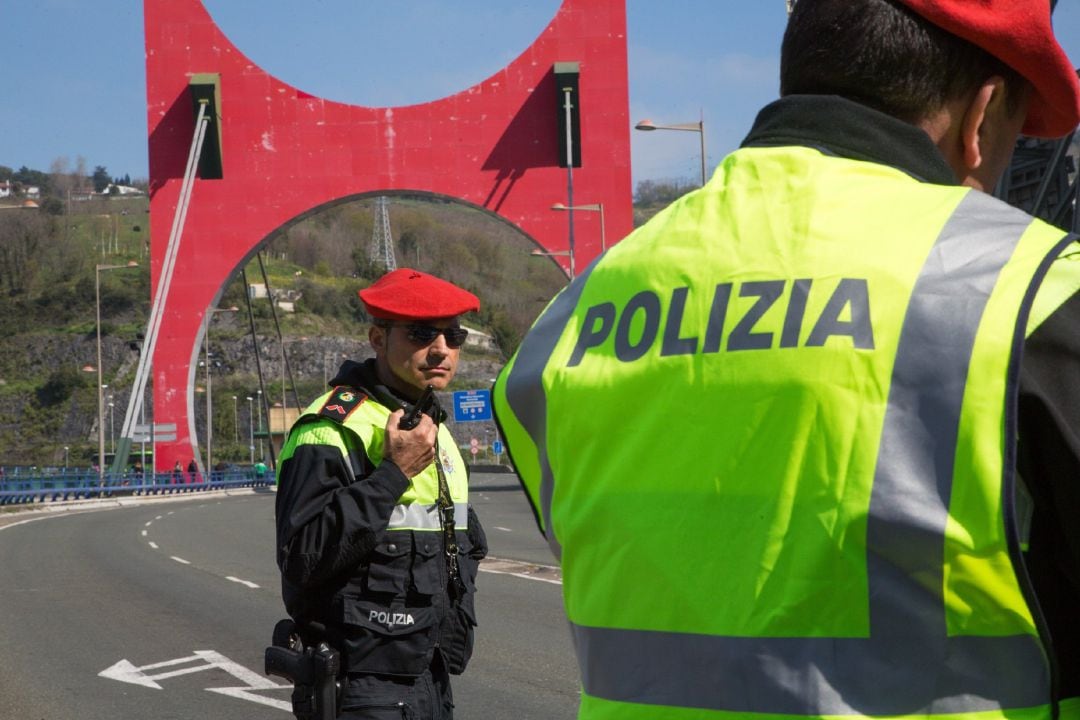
[369,324,386,354]
[960,76,1009,173]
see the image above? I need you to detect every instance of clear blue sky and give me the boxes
[3,1,1079,187]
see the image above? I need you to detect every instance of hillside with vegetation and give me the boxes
[0,160,693,468]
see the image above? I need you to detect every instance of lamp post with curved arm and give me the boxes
[551,202,606,253]
[635,115,707,187]
[529,248,574,282]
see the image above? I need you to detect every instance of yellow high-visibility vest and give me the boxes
[280,388,469,532]
[495,144,1080,720]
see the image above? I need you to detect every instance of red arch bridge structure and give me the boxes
[112,0,634,474]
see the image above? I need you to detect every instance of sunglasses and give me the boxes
[383,323,469,348]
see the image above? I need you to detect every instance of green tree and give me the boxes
[36,367,88,406]
[92,166,111,193]
[14,166,51,194]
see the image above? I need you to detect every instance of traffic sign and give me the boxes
[492,440,503,455]
[453,389,492,422]
[131,423,178,443]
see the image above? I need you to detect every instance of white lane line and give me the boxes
[144,521,153,527]
[480,557,562,585]
[141,529,147,537]
[167,511,174,515]
[148,541,158,549]
[170,556,191,565]
[493,526,513,532]
[226,576,260,589]
[155,515,163,520]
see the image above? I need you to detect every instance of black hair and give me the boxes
[781,0,1026,124]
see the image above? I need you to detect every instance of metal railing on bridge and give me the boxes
[0,467,274,506]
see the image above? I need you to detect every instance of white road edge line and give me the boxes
[480,567,562,585]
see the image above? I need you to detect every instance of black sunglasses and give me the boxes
[383,323,469,348]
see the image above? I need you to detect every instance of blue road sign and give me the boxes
[453,389,492,422]
[492,440,503,455]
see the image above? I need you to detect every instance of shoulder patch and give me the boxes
[318,386,368,423]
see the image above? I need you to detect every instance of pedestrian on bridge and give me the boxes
[276,268,487,719]
[495,1,1080,718]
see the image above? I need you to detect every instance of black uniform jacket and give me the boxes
[275,358,487,677]
[743,95,1080,695]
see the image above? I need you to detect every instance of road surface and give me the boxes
[0,473,580,718]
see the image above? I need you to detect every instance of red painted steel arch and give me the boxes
[143,0,633,472]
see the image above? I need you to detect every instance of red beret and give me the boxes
[358,268,480,321]
[896,0,1080,138]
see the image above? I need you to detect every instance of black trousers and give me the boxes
[338,653,453,720]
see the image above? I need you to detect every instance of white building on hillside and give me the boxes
[461,325,499,353]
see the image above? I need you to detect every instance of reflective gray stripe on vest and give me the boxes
[501,258,601,560]
[513,191,1054,715]
[387,501,468,530]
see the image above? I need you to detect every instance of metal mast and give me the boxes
[370,196,398,271]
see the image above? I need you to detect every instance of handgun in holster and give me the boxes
[265,619,340,720]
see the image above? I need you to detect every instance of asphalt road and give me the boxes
[0,473,580,718]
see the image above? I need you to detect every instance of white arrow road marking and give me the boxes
[205,685,293,711]
[100,650,292,711]
[99,653,212,689]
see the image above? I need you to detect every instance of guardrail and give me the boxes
[0,468,274,506]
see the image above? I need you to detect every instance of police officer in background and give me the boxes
[276,268,486,719]
[495,1,1080,718]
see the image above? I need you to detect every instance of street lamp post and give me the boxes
[95,261,138,483]
[256,388,264,462]
[108,396,115,454]
[203,306,238,479]
[529,248,575,281]
[551,202,606,253]
[232,395,238,443]
[246,396,254,464]
[64,446,69,469]
[634,114,707,186]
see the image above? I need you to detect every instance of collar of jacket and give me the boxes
[741,94,958,186]
[329,357,447,425]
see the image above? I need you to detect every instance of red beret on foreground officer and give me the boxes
[494,0,1080,718]
[275,268,485,719]
[357,268,480,322]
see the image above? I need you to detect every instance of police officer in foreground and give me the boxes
[276,268,486,719]
[495,1,1080,718]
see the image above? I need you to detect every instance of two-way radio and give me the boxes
[398,385,436,430]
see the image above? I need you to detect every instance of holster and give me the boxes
[265,619,340,720]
